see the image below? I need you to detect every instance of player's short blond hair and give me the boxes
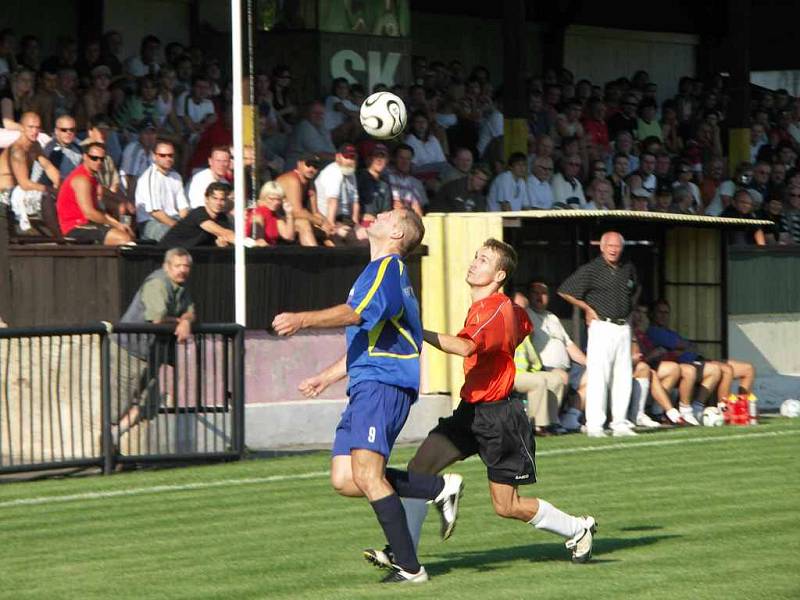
[396,209,425,256]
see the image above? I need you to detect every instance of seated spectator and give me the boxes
[16,35,41,72]
[626,151,657,197]
[135,140,189,242]
[438,146,474,185]
[636,99,662,142]
[652,182,674,213]
[77,65,112,131]
[605,131,638,176]
[54,67,79,119]
[581,98,609,161]
[114,75,159,133]
[673,161,700,206]
[285,101,336,168]
[586,178,615,210]
[553,98,585,151]
[314,143,364,244]
[356,143,393,224]
[660,101,683,155]
[784,184,800,243]
[654,152,672,188]
[160,181,240,248]
[1,69,36,130]
[528,155,554,209]
[669,184,695,214]
[124,35,161,78]
[80,114,125,214]
[176,75,216,142]
[756,195,792,245]
[275,154,329,247]
[270,65,298,125]
[323,77,359,145]
[428,163,490,212]
[56,142,133,245]
[630,187,651,211]
[476,92,503,159]
[607,93,638,139]
[188,103,233,175]
[746,161,771,208]
[713,161,752,217]
[720,189,766,245]
[487,152,534,211]
[608,152,631,209]
[43,114,81,181]
[187,146,231,208]
[30,68,59,133]
[173,54,193,97]
[528,133,555,172]
[551,155,587,208]
[75,39,104,85]
[514,330,566,435]
[155,67,181,131]
[0,112,60,232]
[387,143,427,215]
[120,118,157,193]
[405,110,447,176]
[245,180,295,245]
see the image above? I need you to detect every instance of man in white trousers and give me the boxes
[558,231,639,437]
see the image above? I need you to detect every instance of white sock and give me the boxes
[679,404,693,415]
[634,378,650,417]
[401,497,429,551]
[529,499,584,539]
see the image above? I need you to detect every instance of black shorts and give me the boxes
[430,397,537,486]
[66,224,111,244]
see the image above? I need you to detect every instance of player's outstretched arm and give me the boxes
[298,354,347,398]
[272,304,361,336]
[423,329,477,357]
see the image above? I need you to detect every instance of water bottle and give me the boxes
[748,393,758,425]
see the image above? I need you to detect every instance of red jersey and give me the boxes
[245,206,280,245]
[56,164,99,234]
[457,293,532,404]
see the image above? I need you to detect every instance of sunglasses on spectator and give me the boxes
[87,154,105,162]
[58,127,76,132]
[156,152,174,158]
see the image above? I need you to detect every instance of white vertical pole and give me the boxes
[231,0,246,326]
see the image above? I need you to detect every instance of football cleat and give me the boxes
[566,516,597,563]
[433,473,464,541]
[380,564,429,583]
[363,545,394,570]
[635,413,662,428]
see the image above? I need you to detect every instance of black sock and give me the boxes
[385,468,444,500]
[370,493,420,573]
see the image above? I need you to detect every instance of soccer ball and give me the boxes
[702,406,725,427]
[780,398,800,418]
[359,91,407,140]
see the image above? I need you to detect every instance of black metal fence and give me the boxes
[0,323,244,475]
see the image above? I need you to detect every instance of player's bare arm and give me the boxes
[422,329,477,357]
[272,303,361,336]
[298,353,347,398]
[558,292,598,324]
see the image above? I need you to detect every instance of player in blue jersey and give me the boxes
[272,207,463,584]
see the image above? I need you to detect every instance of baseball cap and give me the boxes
[300,153,322,169]
[338,143,357,159]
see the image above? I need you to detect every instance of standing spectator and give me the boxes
[275,154,329,247]
[429,164,490,213]
[438,146,474,186]
[285,101,336,167]
[186,146,231,208]
[125,35,161,78]
[56,142,134,245]
[720,189,766,246]
[528,156,555,209]
[245,181,295,245]
[160,181,239,248]
[120,119,158,193]
[357,143,393,224]
[176,75,216,142]
[551,156,587,208]
[135,140,188,242]
[43,114,81,181]
[487,152,534,211]
[314,143,363,242]
[387,143,427,215]
[559,231,639,437]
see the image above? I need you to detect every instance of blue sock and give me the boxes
[385,468,444,500]
[370,493,420,573]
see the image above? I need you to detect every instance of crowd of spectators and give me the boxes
[2,27,800,248]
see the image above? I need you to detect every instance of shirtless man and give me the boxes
[0,111,60,231]
[275,153,334,246]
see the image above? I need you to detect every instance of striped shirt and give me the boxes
[558,255,638,321]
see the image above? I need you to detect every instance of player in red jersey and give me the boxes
[364,238,597,569]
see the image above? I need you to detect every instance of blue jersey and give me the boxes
[345,254,422,393]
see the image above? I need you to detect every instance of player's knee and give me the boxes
[330,471,351,496]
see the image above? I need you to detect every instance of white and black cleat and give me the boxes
[380,564,429,583]
[363,545,394,570]
[433,473,464,541]
[566,515,597,563]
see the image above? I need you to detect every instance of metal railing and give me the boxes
[0,323,244,475]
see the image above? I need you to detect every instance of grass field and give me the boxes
[1,419,799,600]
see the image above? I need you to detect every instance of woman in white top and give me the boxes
[404,110,447,175]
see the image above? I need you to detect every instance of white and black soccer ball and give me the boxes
[780,398,800,418]
[702,406,725,427]
[360,91,407,140]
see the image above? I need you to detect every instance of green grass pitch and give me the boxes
[1,419,798,599]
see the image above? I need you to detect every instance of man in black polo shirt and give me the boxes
[558,231,638,438]
[428,164,490,213]
[161,181,239,248]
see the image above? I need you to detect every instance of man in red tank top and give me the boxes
[364,239,598,572]
[56,142,134,245]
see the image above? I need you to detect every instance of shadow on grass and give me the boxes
[426,534,679,576]
[619,525,664,532]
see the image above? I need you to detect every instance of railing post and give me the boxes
[232,326,245,456]
[101,325,114,475]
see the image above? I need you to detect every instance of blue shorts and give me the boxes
[331,381,417,458]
